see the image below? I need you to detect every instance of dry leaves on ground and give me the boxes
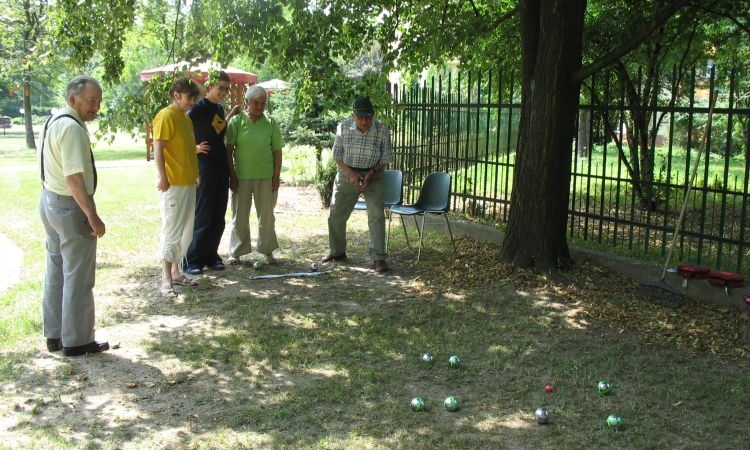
[403,236,749,364]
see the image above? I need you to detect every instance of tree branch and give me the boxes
[693,1,750,36]
[572,0,693,82]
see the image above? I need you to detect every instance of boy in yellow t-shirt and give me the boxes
[152,76,202,297]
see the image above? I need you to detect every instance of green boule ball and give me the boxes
[597,380,612,395]
[606,414,623,429]
[410,397,425,412]
[448,355,460,368]
[443,396,459,412]
[253,262,262,270]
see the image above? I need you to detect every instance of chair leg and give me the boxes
[444,214,456,253]
[400,215,412,249]
[416,214,427,262]
[386,211,392,253]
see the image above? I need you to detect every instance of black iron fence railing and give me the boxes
[388,68,750,275]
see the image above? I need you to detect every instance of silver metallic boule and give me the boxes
[535,407,550,424]
[421,352,434,363]
[310,263,319,272]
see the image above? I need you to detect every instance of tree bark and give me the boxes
[500,0,586,272]
[23,70,36,150]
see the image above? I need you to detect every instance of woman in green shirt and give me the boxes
[225,85,284,264]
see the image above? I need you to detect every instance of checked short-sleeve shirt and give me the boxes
[332,117,394,169]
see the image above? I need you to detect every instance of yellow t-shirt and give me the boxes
[152,105,198,186]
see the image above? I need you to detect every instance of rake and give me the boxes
[638,92,718,307]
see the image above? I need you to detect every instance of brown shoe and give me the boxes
[321,253,347,263]
[373,260,390,273]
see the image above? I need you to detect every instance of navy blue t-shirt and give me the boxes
[188,98,228,166]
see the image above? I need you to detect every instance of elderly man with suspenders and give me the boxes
[38,76,109,357]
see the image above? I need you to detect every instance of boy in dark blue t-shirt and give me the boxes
[184,70,240,274]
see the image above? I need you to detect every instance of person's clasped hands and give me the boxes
[349,168,370,191]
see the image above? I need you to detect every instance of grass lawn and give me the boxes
[0,129,748,449]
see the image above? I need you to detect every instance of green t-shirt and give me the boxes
[225,113,283,179]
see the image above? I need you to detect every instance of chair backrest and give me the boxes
[414,172,451,212]
[382,169,403,207]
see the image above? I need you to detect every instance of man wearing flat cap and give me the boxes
[322,96,394,273]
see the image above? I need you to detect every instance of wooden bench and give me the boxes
[0,117,10,135]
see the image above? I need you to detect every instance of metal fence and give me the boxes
[388,68,750,275]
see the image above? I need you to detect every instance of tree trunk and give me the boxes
[500,0,586,272]
[23,71,36,150]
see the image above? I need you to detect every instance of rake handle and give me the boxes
[660,92,718,280]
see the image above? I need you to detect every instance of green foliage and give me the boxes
[314,156,337,208]
[98,73,174,139]
[268,85,337,162]
[52,0,137,83]
[99,64,209,139]
[10,115,46,125]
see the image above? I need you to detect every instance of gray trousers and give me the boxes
[327,169,386,261]
[39,190,97,347]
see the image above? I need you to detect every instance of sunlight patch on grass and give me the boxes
[281,311,319,329]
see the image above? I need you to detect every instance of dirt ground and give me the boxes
[2,185,747,449]
[0,186,409,449]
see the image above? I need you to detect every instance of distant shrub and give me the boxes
[314,156,337,208]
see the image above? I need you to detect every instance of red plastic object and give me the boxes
[707,271,745,288]
[677,264,710,279]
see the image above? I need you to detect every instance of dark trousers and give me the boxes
[186,162,228,269]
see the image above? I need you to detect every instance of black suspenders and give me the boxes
[40,114,97,191]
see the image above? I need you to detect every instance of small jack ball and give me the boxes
[544,384,553,393]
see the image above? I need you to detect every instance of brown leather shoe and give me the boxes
[321,253,347,263]
[373,260,390,273]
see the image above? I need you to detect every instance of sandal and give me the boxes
[160,282,177,298]
[172,274,198,286]
[226,257,239,265]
